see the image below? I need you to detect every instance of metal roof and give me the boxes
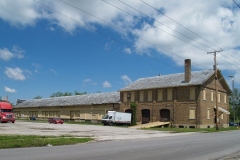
[14,92,120,108]
[120,69,215,91]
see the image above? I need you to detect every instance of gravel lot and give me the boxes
[0,121,189,141]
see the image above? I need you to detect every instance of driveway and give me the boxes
[0,121,189,141]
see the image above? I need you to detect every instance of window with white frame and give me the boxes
[218,92,221,103]
[189,107,196,119]
[207,108,210,119]
[158,90,163,101]
[224,94,227,103]
[221,113,223,119]
[211,90,214,102]
[203,89,206,101]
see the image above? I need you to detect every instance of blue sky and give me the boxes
[0,0,240,104]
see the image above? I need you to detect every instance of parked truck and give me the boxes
[0,101,15,123]
[102,111,131,126]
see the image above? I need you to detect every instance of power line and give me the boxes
[233,0,240,8]
[34,0,240,71]
[114,0,240,67]
[33,0,183,72]
[140,0,240,66]
[60,0,207,69]
[116,0,240,68]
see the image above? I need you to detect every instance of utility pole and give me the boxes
[207,50,223,130]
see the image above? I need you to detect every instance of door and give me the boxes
[160,109,170,122]
[142,109,150,124]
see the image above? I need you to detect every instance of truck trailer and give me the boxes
[0,101,15,123]
[102,111,131,126]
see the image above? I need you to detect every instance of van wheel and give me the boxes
[0,118,2,123]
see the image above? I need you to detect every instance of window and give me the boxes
[148,91,152,101]
[189,107,196,119]
[190,88,195,100]
[123,93,127,102]
[207,108,210,119]
[218,92,221,103]
[140,91,144,102]
[224,94,227,103]
[211,91,214,102]
[203,89,206,101]
[167,89,172,101]
[131,92,135,102]
[158,90,163,101]
[221,113,223,119]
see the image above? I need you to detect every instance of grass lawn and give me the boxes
[0,135,94,149]
[142,126,240,133]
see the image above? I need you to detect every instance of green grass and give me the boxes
[0,135,94,149]
[142,126,240,133]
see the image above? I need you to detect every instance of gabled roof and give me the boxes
[120,69,215,91]
[14,92,120,108]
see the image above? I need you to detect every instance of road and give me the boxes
[1,130,240,160]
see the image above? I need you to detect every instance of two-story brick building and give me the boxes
[119,59,231,128]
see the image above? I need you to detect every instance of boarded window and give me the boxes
[207,108,210,119]
[131,92,135,102]
[167,89,172,101]
[203,89,206,101]
[221,113,223,119]
[189,108,196,119]
[224,94,227,103]
[123,93,127,102]
[211,91,214,102]
[218,93,221,103]
[148,91,152,101]
[158,90,163,101]
[140,91,144,102]
[190,88,195,100]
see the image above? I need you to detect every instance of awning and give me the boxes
[214,106,230,114]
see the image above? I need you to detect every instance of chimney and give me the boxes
[185,59,191,83]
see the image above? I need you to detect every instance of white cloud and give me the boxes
[83,79,97,86]
[32,63,41,73]
[124,48,132,54]
[5,67,26,81]
[121,75,132,85]
[103,81,112,88]
[1,0,240,82]
[0,46,25,61]
[0,48,14,61]
[50,69,57,74]
[12,45,25,59]
[0,0,40,27]
[4,86,17,93]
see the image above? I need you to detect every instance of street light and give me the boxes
[228,75,235,124]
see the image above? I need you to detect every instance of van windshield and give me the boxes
[1,109,13,112]
[102,115,109,119]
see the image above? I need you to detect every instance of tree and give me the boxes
[229,88,240,121]
[74,90,87,95]
[34,95,42,99]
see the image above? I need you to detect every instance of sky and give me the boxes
[0,0,240,104]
